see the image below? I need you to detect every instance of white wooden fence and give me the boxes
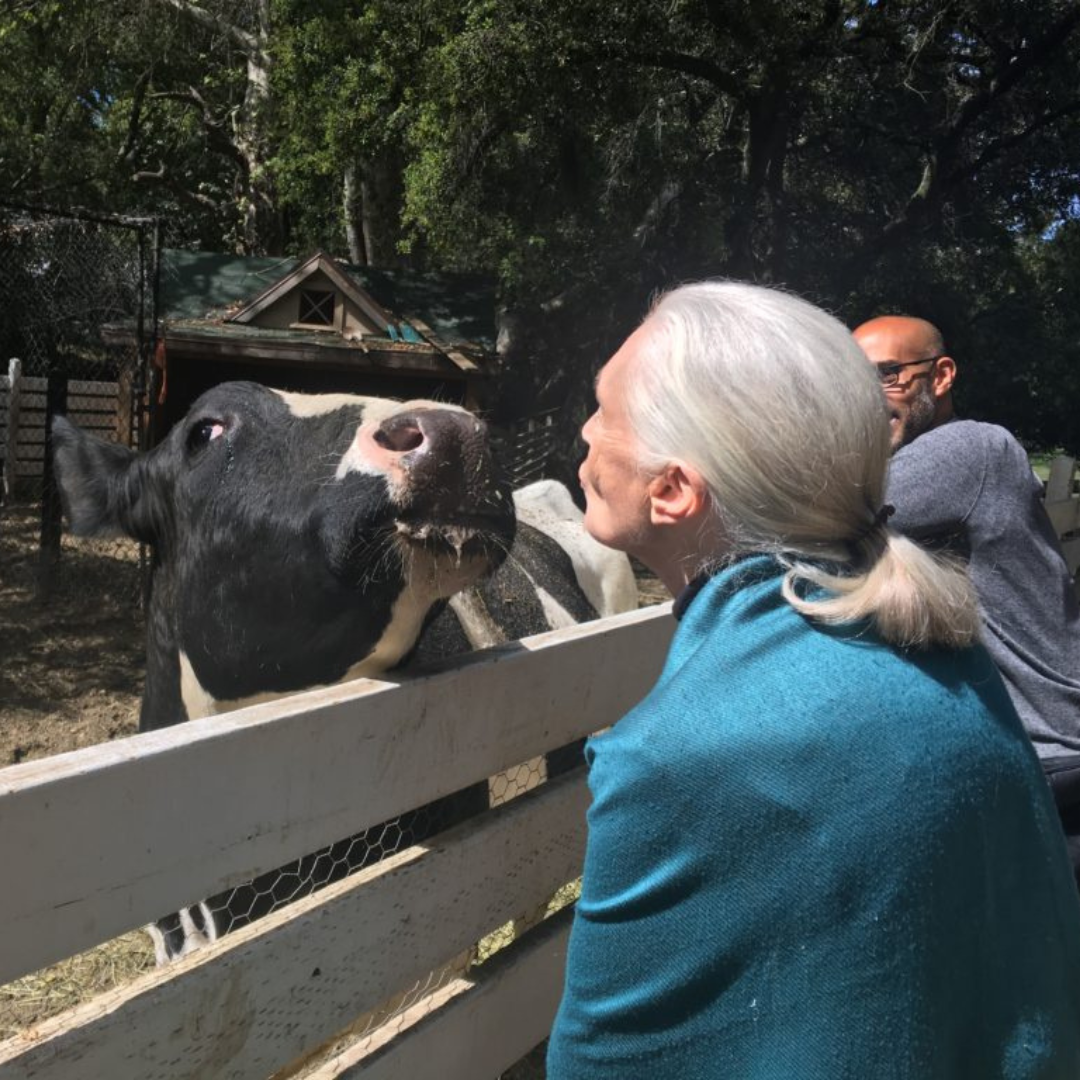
[1045,455,1080,577]
[1,358,129,500]
[0,604,675,1080]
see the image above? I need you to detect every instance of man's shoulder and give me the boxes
[898,418,1023,464]
[889,418,1041,530]
[887,419,1027,524]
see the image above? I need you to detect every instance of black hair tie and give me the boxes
[852,503,895,546]
[873,503,896,529]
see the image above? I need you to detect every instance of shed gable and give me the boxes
[226,252,395,341]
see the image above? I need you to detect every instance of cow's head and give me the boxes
[52,381,514,726]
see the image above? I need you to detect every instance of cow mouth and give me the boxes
[394,514,511,562]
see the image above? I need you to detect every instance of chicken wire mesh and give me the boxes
[202,753,550,931]
[263,752,573,1079]
[168,754,558,965]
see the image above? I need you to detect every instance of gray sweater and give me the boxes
[888,419,1080,761]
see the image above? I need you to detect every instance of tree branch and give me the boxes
[582,45,745,100]
[132,161,220,209]
[147,87,246,165]
[152,0,260,55]
[945,99,1080,189]
[857,7,1080,270]
[117,68,152,163]
[149,87,222,127]
[940,6,1080,161]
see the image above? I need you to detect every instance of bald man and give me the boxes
[854,315,1080,878]
[853,316,954,451]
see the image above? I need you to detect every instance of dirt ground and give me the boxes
[0,502,143,767]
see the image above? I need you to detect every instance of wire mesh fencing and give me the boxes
[211,750,570,1079]
[193,751,557,948]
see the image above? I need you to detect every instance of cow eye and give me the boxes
[187,418,225,452]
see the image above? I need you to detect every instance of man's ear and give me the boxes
[932,355,956,399]
[647,462,710,526]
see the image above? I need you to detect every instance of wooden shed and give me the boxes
[146,249,499,439]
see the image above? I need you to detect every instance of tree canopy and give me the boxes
[2,0,1079,448]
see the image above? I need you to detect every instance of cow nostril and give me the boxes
[374,419,424,453]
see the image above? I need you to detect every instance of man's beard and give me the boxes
[895,383,937,450]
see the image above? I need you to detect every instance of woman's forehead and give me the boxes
[598,322,655,395]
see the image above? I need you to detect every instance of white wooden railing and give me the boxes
[0,605,675,1080]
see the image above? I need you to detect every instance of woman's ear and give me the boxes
[647,462,710,526]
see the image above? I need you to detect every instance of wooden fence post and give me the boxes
[1044,455,1080,580]
[1046,455,1078,505]
[3,356,22,503]
[37,371,68,591]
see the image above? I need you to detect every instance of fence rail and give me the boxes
[0,604,675,1079]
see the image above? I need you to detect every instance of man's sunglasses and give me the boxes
[875,355,943,391]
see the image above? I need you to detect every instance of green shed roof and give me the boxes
[160,249,496,352]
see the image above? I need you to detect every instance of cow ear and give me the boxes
[51,416,158,543]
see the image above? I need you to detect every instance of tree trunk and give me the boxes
[157,0,281,254]
[234,2,279,254]
[359,153,405,267]
[343,164,367,264]
[725,71,789,279]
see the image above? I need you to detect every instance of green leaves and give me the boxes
[3,0,1079,446]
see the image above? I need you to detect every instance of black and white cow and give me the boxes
[52,380,635,960]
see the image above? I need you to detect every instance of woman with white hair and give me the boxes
[546,282,1080,1079]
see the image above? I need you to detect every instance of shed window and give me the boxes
[298,289,335,327]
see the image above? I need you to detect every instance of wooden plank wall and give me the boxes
[0,364,124,497]
[0,604,676,1080]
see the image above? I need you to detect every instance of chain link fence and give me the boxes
[0,204,159,592]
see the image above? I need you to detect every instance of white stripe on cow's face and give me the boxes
[273,389,383,418]
[334,419,403,488]
[274,390,470,498]
[273,389,407,489]
[274,389,469,421]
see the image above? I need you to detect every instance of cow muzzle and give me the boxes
[342,404,515,566]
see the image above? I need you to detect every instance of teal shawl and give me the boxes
[548,557,1080,1079]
